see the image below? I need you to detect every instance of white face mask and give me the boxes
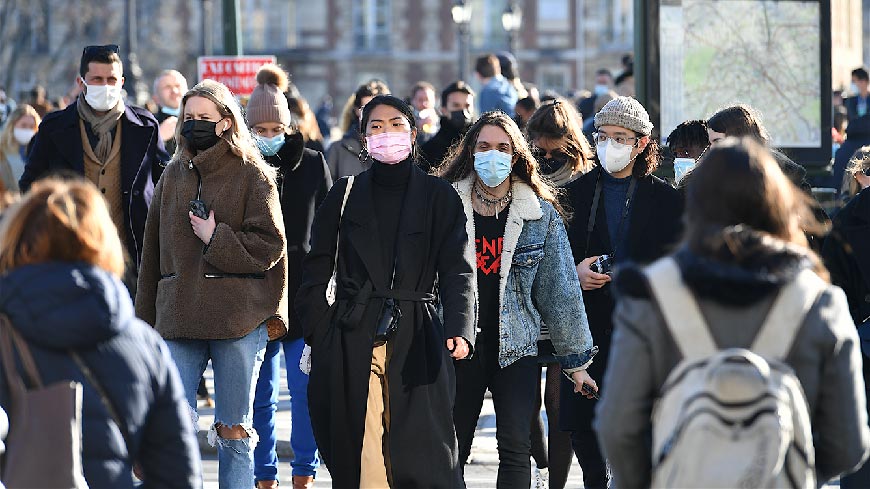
[12,128,35,146]
[83,81,122,111]
[673,157,695,183]
[597,138,635,174]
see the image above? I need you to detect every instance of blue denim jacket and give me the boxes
[454,177,595,369]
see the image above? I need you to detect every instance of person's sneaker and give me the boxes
[533,466,549,489]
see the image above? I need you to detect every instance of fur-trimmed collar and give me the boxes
[453,175,544,332]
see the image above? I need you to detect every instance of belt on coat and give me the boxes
[338,280,435,329]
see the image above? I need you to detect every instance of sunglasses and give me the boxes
[82,44,119,56]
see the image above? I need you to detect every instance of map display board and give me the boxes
[658,0,826,152]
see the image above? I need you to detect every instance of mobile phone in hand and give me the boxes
[562,370,600,400]
[189,200,208,220]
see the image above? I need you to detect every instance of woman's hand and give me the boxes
[190,210,216,245]
[571,369,599,399]
[446,337,470,360]
[576,256,611,290]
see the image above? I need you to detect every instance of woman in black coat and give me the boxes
[562,97,684,489]
[295,95,475,488]
[822,185,870,488]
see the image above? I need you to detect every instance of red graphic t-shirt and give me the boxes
[474,209,509,336]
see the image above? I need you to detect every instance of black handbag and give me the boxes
[373,298,402,347]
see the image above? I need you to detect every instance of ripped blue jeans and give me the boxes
[166,324,267,489]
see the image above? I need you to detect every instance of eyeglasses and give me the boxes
[592,132,639,146]
[82,44,120,57]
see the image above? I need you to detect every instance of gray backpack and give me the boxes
[643,257,823,488]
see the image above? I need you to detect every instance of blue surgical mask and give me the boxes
[161,105,180,117]
[256,133,286,157]
[593,84,610,96]
[474,149,513,188]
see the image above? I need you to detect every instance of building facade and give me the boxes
[236,0,634,113]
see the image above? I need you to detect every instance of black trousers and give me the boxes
[453,334,539,489]
[561,376,610,489]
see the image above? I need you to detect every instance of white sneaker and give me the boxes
[533,466,550,489]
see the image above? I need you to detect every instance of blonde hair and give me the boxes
[842,145,870,200]
[0,105,41,162]
[174,80,275,180]
[0,178,125,277]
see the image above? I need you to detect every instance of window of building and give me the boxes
[537,0,571,48]
[353,0,391,52]
[468,0,509,51]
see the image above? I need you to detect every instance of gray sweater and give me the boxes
[596,252,870,488]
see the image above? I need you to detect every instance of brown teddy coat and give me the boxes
[135,139,288,340]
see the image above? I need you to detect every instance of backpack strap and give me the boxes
[643,257,717,361]
[751,268,826,359]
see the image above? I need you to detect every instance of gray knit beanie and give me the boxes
[245,64,293,127]
[594,96,653,136]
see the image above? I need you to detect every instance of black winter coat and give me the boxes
[0,263,199,488]
[823,187,870,325]
[295,163,475,488]
[561,167,684,430]
[266,132,332,340]
[20,102,169,269]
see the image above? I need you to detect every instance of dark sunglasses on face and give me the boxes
[82,44,120,57]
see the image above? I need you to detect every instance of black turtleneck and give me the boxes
[372,158,412,275]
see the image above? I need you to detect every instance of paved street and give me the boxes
[197,356,587,488]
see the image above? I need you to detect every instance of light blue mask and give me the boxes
[256,133,286,157]
[161,105,180,117]
[474,149,513,188]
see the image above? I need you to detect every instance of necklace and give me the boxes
[473,181,512,219]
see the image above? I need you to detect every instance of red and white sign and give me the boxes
[197,55,277,96]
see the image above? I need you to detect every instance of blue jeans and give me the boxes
[166,325,267,489]
[253,337,321,482]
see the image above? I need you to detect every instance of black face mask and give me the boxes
[181,119,222,151]
[448,109,473,131]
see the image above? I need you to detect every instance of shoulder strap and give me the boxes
[0,314,43,390]
[584,172,603,257]
[643,257,717,361]
[333,175,355,263]
[70,351,134,457]
[751,268,826,359]
[340,175,355,217]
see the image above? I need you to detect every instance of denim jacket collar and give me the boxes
[454,175,543,308]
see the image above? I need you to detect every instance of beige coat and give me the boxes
[136,139,288,340]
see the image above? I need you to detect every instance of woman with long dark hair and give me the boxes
[296,95,475,488]
[437,111,597,488]
[598,137,870,487]
[523,97,595,488]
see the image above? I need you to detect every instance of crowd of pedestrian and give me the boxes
[3,41,870,489]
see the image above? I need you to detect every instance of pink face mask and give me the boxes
[365,131,412,164]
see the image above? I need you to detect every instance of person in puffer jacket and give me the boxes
[0,178,200,488]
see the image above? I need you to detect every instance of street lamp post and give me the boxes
[202,0,214,56]
[501,3,523,55]
[451,0,473,81]
[124,0,145,105]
